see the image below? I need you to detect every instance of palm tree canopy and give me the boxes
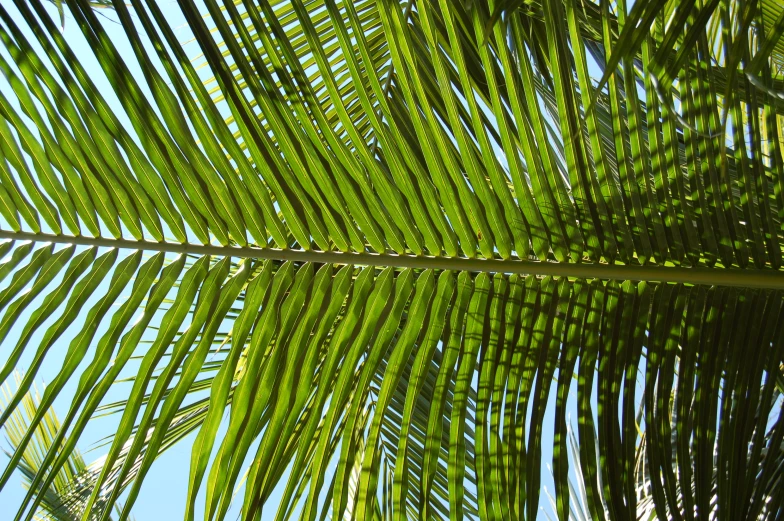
[0,0,783,519]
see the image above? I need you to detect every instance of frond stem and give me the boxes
[2,230,784,289]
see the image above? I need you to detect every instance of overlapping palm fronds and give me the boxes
[1,374,134,521]
[1,0,784,519]
[546,378,784,521]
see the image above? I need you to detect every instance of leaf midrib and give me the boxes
[1,229,783,289]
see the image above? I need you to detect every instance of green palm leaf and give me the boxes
[0,0,784,519]
[1,373,134,521]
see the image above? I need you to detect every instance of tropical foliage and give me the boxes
[0,0,784,519]
[2,375,130,521]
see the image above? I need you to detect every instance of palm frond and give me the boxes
[1,374,132,521]
[0,0,784,519]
